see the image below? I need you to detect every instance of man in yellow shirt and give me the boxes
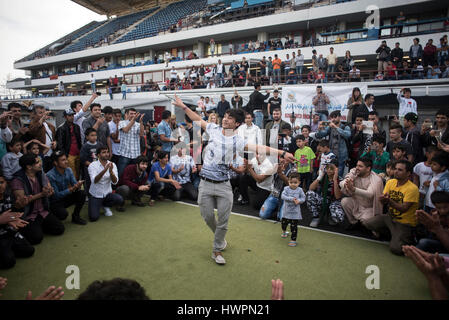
[364,160,419,255]
[273,54,282,85]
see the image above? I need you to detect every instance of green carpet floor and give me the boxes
[0,201,430,300]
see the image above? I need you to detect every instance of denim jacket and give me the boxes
[315,124,352,162]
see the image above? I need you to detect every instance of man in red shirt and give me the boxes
[116,156,150,210]
[423,39,437,68]
[384,61,398,81]
[56,109,82,180]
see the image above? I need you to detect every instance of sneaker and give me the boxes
[281,232,289,238]
[288,241,297,247]
[309,218,320,228]
[211,252,226,265]
[72,215,87,225]
[218,239,227,251]
[104,207,113,217]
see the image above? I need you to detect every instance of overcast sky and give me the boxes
[0,0,105,92]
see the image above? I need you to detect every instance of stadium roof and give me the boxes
[71,0,178,16]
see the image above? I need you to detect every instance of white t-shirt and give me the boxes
[170,69,177,79]
[200,123,246,181]
[349,69,360,78]
[216,64,224,74]
[397,93,417,117]
[43,122,53,157]
[425,170,447,208]
[108,121,121,156]
[413,162,433,195]
[250,157,275,192]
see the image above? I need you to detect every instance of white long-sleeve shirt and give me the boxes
[237,123,263,146]
[397,92,417,117]
[88,160,118,198]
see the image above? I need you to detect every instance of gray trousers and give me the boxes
[364,214,415,256]
[198,179,233,252]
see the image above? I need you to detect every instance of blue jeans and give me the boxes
[259,195,283,220]
[273,69,281,84]
[122,91,126,100]
[91,83,96,92]
[327,64,335,79]
[117,156,135,178]
[296,66,303,81]
[215,73,224,87]
[416,238,447,254]
[253,110,264,129]
[88,193,124,222]
[284,68,291,82]
[338,158,346,179]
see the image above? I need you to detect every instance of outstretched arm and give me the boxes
[172,94,207,130]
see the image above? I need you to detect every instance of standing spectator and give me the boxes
[80,128,98,194]
[237,112,263,146]
[229,60,240,85]
[248,83,270,129]
[209,38,215,57]
[0,170,34,269]
[422,109,449,148]
[376,41,391,75]
[391,42,404,68]
[231,91,243,109]
[410,38,423,67]
[82,103,112,152]
[310,114,320,133]
[265,108,289,147]
[215,59,226,87]
[413,146,438,207]
[107,85,113,100]
[364,160,419,255]
[117,109,144,177]
[157,110,177,153]
[259,57,267,77]
[315,110,352,178]
[342,50,354,73]
[0,113,13,162]
[169,145,198,201]
[58,81,65,96]
[70,93,98,144]
[311,49,318,72]
[283,54,291,82]
[55,109,82,180]
[7,103,28,138]
[121,81,127,100]
[397,88,417,118]
[423,39,437,67]
[346,87,363,125]
[273,54,282,85]
[368,111,386,140]
[90,74,96,93]
[403,112,423,164]
[87,146,124,221]
[47,151,86,225]
[294,135,315,190]
[267,56,274,84]
[326,47,337,81]
[241,57,250,78]
[386,124,414,163]
[296,49,305,83]
[394,11,406,35]
[312,85,330,121]
[353,94,376,124]
[170,66,177,81]
[437,37,449,67]
[116,156,150,210]
[267,89,282,121]
[28,105,57,172]
[109,109,122,165]
[216,94,231,125]
[11,154,64,245]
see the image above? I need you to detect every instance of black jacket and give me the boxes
[216,100,231,117]
[56,122,82,156]
[352,104,376,123]
[248,90,270,113]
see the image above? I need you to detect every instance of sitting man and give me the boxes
[169,144,198,202]
[364,160,420,255]
[10,154,64,245]
[116,156,150,210]
[340,157,384,229]
[0,169,34,269]
[88,147,124,222]
[47,151,86,225]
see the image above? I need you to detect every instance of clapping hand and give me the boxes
[379,192,390,204]
[416,209,441,233]
[26,286,64,300]
[403,245,447,277]
[0,210,23,225]
[271,279,284,300]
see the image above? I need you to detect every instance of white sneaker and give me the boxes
[219,239,227,251]
[104,207,113,217]
[309,218,320,228]
[211,252,226,265]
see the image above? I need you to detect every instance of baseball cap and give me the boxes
[63,108,75,116]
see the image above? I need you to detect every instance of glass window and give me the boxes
[118,56,126,66]
[125,55,134,66]
[133,74,142,84]
[153,71,163,82]
[124,74,133,84]
[135,54,144,64]
[143,73,153,82]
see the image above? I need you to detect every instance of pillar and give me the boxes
[196,41,205,58]
[257,32,268,43]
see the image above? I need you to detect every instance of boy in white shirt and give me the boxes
[397,88,417,118]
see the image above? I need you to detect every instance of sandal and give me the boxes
[288,241,297,247]
[149,200,155,207]
[281,232,289,238]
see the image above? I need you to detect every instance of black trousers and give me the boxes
[239,174,271,210]
[281,218,299,241]
[50,190,86,220]
[150,182,176,199]
[20,213,65,245]
[172,182,198,201]
[0,232,34,269]
[43,156,53,173]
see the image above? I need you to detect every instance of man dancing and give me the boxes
[172,95,295,265]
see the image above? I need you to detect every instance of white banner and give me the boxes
[281,85,368,127]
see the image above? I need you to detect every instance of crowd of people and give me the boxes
[0,82,449,298]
